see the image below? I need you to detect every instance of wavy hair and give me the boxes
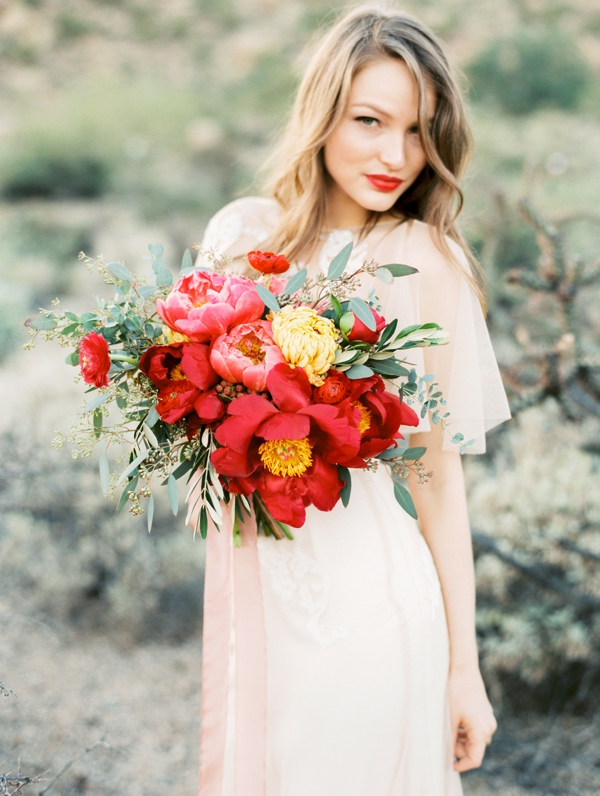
[262,3,485,307]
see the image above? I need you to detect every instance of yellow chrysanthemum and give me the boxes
[159,326,190,344]
[258,437,313,477]
[271,306,339,386]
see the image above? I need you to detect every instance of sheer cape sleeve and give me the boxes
[197,200,511,455]
[197,196,280,275]
[377,220,511,454]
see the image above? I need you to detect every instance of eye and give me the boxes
[408,124,420,136]
[355,116,379,127]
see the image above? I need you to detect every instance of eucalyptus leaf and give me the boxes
[145,406,160,428]
[116,476,138,513]
[107,262,134,282]
[402,446,427,461]
[167,474,179,517]
[143,423,158,447]
[345,364,374,379]
[149,243,164,258]
[64,311,79,322]
[334,348,360,364]
[255,283,281,312]
[65,351,80,366]
[339,467,351,507]
[99,451,110,493]
[181,249,193,272]
[147,494,154,533]
[117,449,150,485]
[384,264,418,278]
[368,359,408,378]
[283,268,307,295]
[199,506,208,539]
[393,481,418,519]
[93,408,103,439]
[331,295,343,320]
[327,242,353,280]
[378,318,398,348]
[156,268,173,287]
[376,445,403,460]
[348,297,376,331]
[61,323,79,336]
[375,267,394,284]
[83,392,111,412]
[138,285,157,298]
[24,314,57,331]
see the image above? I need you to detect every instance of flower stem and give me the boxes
[110,354,140,367]
[232,512,242,547]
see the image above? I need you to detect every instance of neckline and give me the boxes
[322,217,403,234]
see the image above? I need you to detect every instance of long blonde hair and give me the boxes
[262,3,485,307]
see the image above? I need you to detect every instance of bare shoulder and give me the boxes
[206,195,280,231]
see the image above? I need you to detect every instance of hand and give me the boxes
[448,666,497,772]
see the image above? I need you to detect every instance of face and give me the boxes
[323,57,436,228]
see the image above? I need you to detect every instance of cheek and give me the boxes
[325,124,372,175]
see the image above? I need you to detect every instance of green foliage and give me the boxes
[2,152,110,200]
[468,29,592,115]
[55,11,93,39]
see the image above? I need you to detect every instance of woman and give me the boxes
[196,6,511,796]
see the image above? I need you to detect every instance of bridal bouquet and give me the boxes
[25,241,466,541]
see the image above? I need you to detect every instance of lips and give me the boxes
[365,174,404,193]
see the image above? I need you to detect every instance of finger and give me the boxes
[453,733,487,772]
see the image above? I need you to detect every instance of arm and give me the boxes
[406,426,497,772]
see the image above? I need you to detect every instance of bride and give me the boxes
[195,5,511,795]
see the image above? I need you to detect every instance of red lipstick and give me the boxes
[365,174,404,192]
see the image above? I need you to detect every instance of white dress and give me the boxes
[196,197,511,796]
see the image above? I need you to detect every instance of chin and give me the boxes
[356,191,400,214]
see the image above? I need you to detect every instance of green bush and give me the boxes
[468,29,592,115]
[2,152,110,200]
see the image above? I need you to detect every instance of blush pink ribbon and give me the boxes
[197,504,267,796]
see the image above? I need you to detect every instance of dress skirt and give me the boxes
[215,466,463,796]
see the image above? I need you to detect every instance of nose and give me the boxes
[379,133,406,172]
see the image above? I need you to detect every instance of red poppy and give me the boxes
[339,375,420,467]
[210,363,361,526]
[79,332,111,388]
[247,250,290,275]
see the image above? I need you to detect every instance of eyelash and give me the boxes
[355,117,422,136]
[356,116,379,127]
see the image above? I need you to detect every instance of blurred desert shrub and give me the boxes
[468,393,600,711]
[467,29,592,115]
[3,153,110,201]
[0,432,205,645]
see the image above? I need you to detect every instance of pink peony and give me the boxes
[210,320,285,392]
[156,270,265,343]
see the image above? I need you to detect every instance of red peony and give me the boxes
[347,307,387,344]
[139,344,183,387]
[313,370,352,405]
[339,375,419,467]
[210,363,361,527]
[79,332,111,388]
[156,379,200,424]
[247,251,290,275]
[140,342,218,391]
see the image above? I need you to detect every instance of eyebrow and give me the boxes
[349,101,435,124]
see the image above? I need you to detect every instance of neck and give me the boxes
[324,183,369,230]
